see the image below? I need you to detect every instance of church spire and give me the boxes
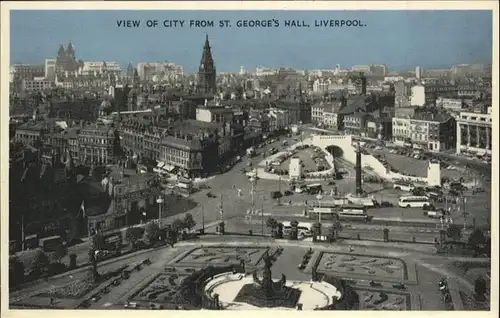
[198,35,216,95]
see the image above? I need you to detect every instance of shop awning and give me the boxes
[156,162,165,168]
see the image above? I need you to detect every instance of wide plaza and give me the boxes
[10,236,486,310]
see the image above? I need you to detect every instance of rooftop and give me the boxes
[411,111,452,123]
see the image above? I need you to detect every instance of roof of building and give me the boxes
[411,111,453,123]
[338,95,374,115]
[161,135,203,151]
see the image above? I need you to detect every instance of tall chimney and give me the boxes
[355,142,363,195]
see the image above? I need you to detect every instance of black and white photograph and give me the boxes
[1,1,497,314]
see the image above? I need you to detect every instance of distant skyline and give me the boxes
[10,10,493,73]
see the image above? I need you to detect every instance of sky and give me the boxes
[10,10,493,73]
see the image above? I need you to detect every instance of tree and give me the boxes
[9,256,25,287]
[183,213,196,232]
[446,224,462,241]
[125,227,143,247]
[383,228,390,242]
[144,221,160,243]
[289,220,299,240]
[266,218,279,237]
[333,220,343,241]
[312,222,322,242]
[468,228,487,256]
[171,218,185,234]
[90,232,105,251]
[32,250,49,276]
[88,233,103,283]
[53,244,68,263]
[276,223,284,239]
[474,277,487,300]
[69,253,77,269]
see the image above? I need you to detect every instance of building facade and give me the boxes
[78,124,118,165]
[456,109,492,155]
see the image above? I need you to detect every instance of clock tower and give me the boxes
[197,35,217,95]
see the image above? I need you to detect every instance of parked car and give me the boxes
[380,201,394,207]
[271,191,283,199]
[284,190,294,196]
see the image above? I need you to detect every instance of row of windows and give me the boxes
[78,138,113,145]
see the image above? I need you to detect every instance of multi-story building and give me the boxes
[10,63,46,81]
[119,117,151,158]
[143,126,163,162]
[323,105,340,129]
[20,78,53,92]
[78,123,118,165]
[159,120,221,178]
[394,80,411,107]
[343,113,367,134]
[196,104,233,123]
[408,112,456,152]
[351,64,372,74]
[436,97,464,113]
[136,62,184,82]
[80,61,122,75]
[415,66,424,79]
[366,116,392,140]
[370,64,388,76]
[311,103,326,124]
[85,168,162,231]
[255,66,277,77]
[392,117,411,145]
[410,85,426,106]
[456,109,492,155]
[45,58,57,80]
[268,108,292,132]
[15,121,50,146]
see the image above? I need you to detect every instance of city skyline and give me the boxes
[10,10,493,73]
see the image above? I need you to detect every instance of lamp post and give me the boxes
[156,195,164,228]
[462,197,467,230]
[249,175,257,215]
[316,193,324,225]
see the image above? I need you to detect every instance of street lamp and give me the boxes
[316,193,324,225]
[156,195,164,227]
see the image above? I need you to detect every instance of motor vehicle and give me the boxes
[271,191,283,199]
[423,209,443,218]
[380,201,394,207]
[328,181,336,185]
[284,190,294,196]
[422,204,436,211]
[206,192,217,198]
[398,196,431,208]
[472,187,485,194]
[393,181,415,192]
[412,187,426,196]
[124,302,140,309]
[166,183,175,190]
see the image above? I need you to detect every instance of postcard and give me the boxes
[1,1,497,317]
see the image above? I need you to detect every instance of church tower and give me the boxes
[127,68,140,111]
[197,35,217,95]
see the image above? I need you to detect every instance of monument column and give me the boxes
[355,142,362,196]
